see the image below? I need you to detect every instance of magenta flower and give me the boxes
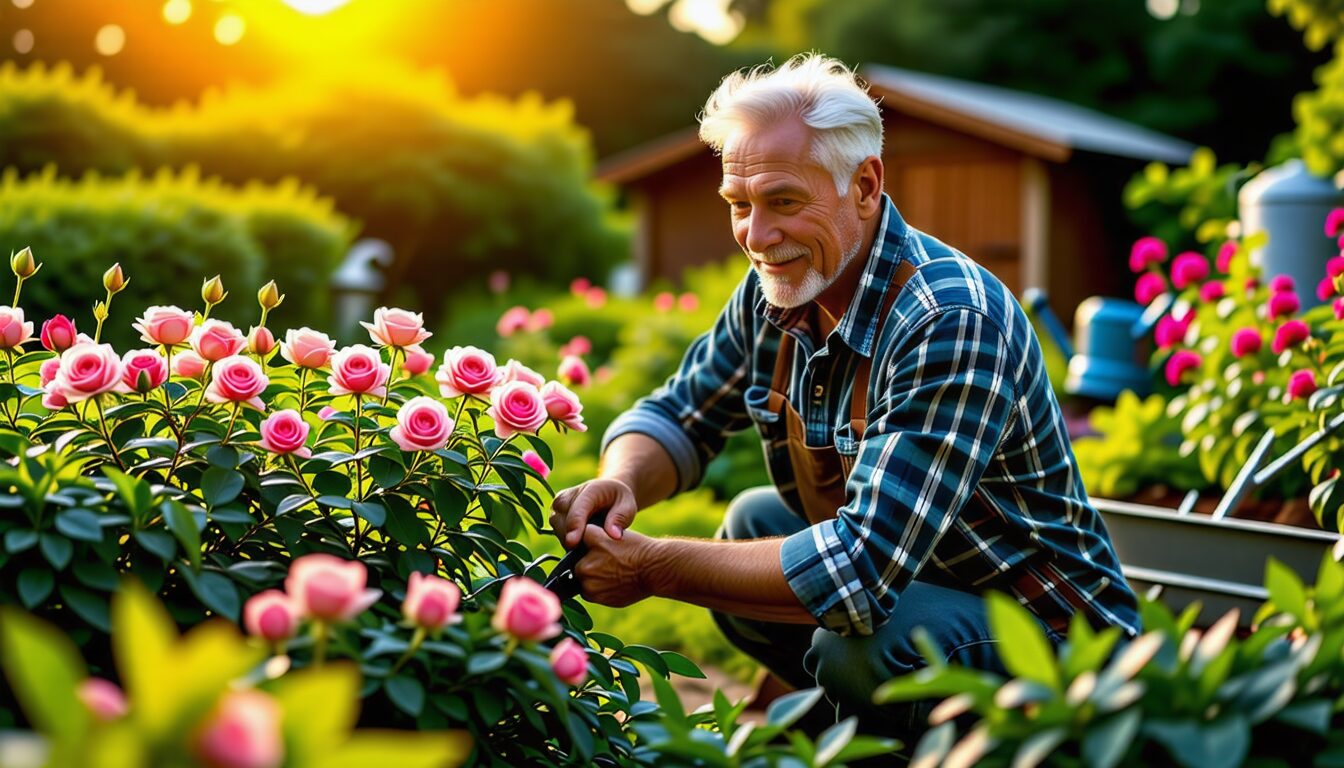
[1288,370,1318,401]
[1336,298,1344,321]
[1154,311,1192,349]
[1199,282,1225,303]
[1230,328,1262,358]
[1269,275,1295,294]
[1329,256,1344,279]
[1216,241,1238,273]
[1129,237,1168,273]
[1134,273,1167,305]
[1272,320,1311,355]
[1165,350,1202,387]
[1171,252,1210,290]
[1319,276,1337,302]
[1267,291,1300,320]
[496,306,531,338]
[1325,208,1344,237]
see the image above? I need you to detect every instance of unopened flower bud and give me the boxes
[102,263,128,295]
[92,300,109,323]
[201,275,227,306]
[257,280,284,312]
[9,247,36,279]
[1333,272,1344,298]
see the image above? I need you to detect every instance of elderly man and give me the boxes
[549,54,1139,735]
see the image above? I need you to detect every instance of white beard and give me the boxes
[753,222,864,309]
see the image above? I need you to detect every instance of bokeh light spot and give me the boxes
[163,0,192,25]
[12,29,32,54]
[11,0,33,8]
[214,13,245,45]
[94,24,125,56]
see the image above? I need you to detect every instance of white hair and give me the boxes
[698,53,883,196]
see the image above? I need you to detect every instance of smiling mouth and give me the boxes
[756,256,803,272]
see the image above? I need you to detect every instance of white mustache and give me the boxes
[752,248,808,265]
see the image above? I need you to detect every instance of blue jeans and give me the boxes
[712,486,1059,740]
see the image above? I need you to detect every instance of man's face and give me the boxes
[718,118,863,309]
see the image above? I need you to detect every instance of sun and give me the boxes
[281,0,352,15]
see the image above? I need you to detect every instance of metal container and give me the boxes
[1065,297,1151,400]
[1239,159,1344,307]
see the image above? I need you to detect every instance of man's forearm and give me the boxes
[642,536,816,624]
[598,432,679,511]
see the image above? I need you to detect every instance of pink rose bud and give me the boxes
[1319,276,1337,302]
[193,690,284,768]
[54,342,123,403]
[595,365,613,383]
[1326,208,1344,237]
[1199,281,1225,303]
[541,380,587,432]
[569,277,591,297]
[389,396,454,452]
[173,350,209,380]
[495,306,531,338]
[527,308,555,332]
[436,346,501,398]
[120,349,169,394]
[0,306,34,349]
[488,381,548,439]
[498,359,545,388]
[243,589,298,643]
[206,356,269,411]
[557,355,591,387]
[327,345,391,398]
[522,449,550,478]
[1230,328,1263,358]
[285,553,381,623]
[1134,273,1168,305]
[318,405,339,420]
[247,326,276,357]
[360,307,432,349]
[402,345,434,376]
[402,572,462,631]
[133,305,195,347]
[491,576,562,642]
[40,314,77,353]
[41,389,68,411]
[39,357,60,387]
[1335,297,1344,321]
[1269,275,1296,294]
[1170,252,1210,290]
[191,319,247,362]
[1128,236,1167,273]
[278,327,336,369]
[678,292,700,312]
[1154,311,1192,350]
[1267,291,1301,320]
[584,287,607,309]
[259,409,311,457]
[562,335,592,357]
[653,292,676,313]
[1272,320,1312,355]
[78,678,128,722]
[1288,369,1318,401]
[488,270,510,295]
[1164,349,1202,387]
[550,637,588,686]
[1216,241,1238,273]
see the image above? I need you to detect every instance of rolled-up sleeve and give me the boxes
[780,308,1017,635]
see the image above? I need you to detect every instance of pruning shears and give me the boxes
[543,510,608,600]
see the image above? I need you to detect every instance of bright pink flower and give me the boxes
[318,406,339,420]
[41,389,67,410]
[569,277,592,297]
[278,328,336,369]
[522,449,550,478]
[1288,369,1318,401]
[78,678,128,722]
[1128,236,1168,273]
[243,590,298,643]
[285,553,381,623]
[191,319,247,362]
[492,577,562,642]
[560,335,592,358]
[0,306,34,350]
[389,396,453,452]
[1170,252,1209,290]
[584,287,607,309]
[402,345,434,376]
[436,346,501,398]
[595,365,613,383]
[120,349,169,393]
[496,306,531,338]
[488,270,510,295]
[527,308,555,332]
[1230,328,1263,358]
[558,355,591,387]
[193,690,284,768]
[1267,291,1301,320]
[54,342,123,403]
[173,350,209,380]
[1216,241,1238,273]
[247,326,275,357]
[1199,282,1225,303]
[498,359,545,388]
[550,637,588,686]
[1319,276,1337,302]
[327,345,391,398]
[40,315,77,353]
[133,305,195,347]
[402,572,462,631]
[258,409,311,457]
[678,292,700,312]
[1164,350,1202,387]
[1245,278,1260,294]
[1154,312,1192,349]
[1336,298,1344,321]
[1326,208,1344,237]
[360,307,431,349]
[206,356,269,411]
[1269,275,1296,294]
[39,357,59,387]
[1134,273,1167,305]
[1272,320,1312,355]
[1331,257,1344,278]
[653,292,676,313]
[541,380,587,432]
[488,381,548,439]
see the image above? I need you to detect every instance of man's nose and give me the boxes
[743,209,782,255]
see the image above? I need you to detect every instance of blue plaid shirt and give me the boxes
[604,197,1140,638]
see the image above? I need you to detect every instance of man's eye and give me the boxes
[774,199,799,207]
[730,201,751,212]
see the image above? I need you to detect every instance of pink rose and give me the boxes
[436,346,501,398]
[653,292,676,313]
[678,292,700,312]
[1128,237,1167,273]
[492,577,562,642]
[402,572,462,631]
[279,327,336,369]
[1336,298,1344,321]
[498,359,545,388]
[560,335,592,358]
[120,349,169,393]
[0,306,34,349]
[259,409,311,457]
[1272,320,1312,355]
[193,690,284,768]
[402,345,434,376]
[550,637,588,686]
[389,396,454,452]
[488,270,510,295]
[39,358,60,392]
[133,305,194,347]
[541,381,587,432]
[40,314,77,353]
[488,381,548,439]
[173,350,209,380]
[1170,252,1209,290]
[54,342,123,403]
[206,356,269,411]
[1230,328,1262,358]
[78,678,128,722]
[285,553,381,623]
[527,308,555,332]
[327,345,391,398]
[585,287,607,309]
[1216,241,1238,273]
[1199,282,1225,303]
[1134,273,1167,305]
[1319,276,1337,302]
[1164,350,1202,387]
[557,355,591,387]
[191,319,247,362]
[243,589,298,643]
[1269,275,1296,294]
[41,389,68,410]
[496,306,531,338]
[1267,291,1301,320]
[570,277,592,297]
[247,326,276,357]
[1326,208,1344,237]
[1329,256,1344,279]
[318,405,339,420]
[360,306,431,348]
[522,449,550,478]
[1288,369,1318,401]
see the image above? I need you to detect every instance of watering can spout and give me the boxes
[1023,288,1153,402]
[1023,288,1076,360]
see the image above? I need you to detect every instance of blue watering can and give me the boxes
[1023,289,1162,402]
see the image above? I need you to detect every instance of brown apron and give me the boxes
[764,261,917,524]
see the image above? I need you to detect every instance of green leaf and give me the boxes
[660,650,705,679]
[384,675,425,716]
[619,645,670,677]
[320,732,471,768]
[273,662,361,764]
[384,497,429,547]
[1082,709,1141,768]
[0,607,90,749]
[1264,558,1308,619]
[368,455,405,489]
[1274,699,1333,735]
[58,583,110,631]
[647,666,685,722]
[986,591,1060,690]
[16,568,54,608]
[205,444,239,469]
[162,500,201,571]
[466,651,508,676]
[766,687,824,728]
[133,529,176,561]
[1145,715,1249,768]
[317,494,353,510]
[39,533,72,570]
[4,528,38,553]
[815,717,858,766]
[178,568,241,621]
[199,467,244,508]
[1013,727,1068,768]
[275,493,313,516]
[54,509,103,543]
[101,467,152,521]
[352,500,386,527]
[313,470,352,497]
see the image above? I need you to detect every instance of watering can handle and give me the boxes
[1022,288,1075,360]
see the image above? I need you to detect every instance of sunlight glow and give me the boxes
[163,0,193,25]
[214,13,246,45]
[282,0,352,15]
[626,0,741,44]
[10,0,33,8]
[12,29,32,54]
[95,24,125,56]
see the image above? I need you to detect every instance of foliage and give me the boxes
[1072,391,1206,499]
[1293,41,1344,177]
[1269,0,1344,50]
[1121,148,1250,251]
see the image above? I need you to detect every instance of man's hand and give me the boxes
[573,524,658,607]
[549,478,638,549]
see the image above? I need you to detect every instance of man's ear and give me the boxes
[854,156,883,220]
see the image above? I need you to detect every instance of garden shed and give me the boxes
[598,64,1196,318]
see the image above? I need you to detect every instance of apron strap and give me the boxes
[851,260,918,430]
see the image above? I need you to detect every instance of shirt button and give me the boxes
[813,384,824,398]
